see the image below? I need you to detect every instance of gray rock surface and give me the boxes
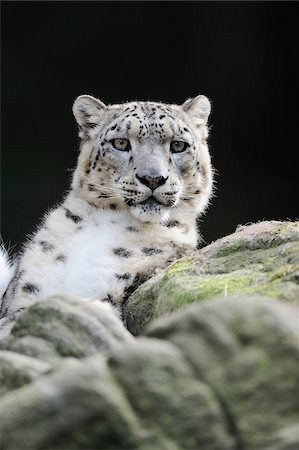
[0,295,133,364]
[147,296,299,450]
[0,221,298,449]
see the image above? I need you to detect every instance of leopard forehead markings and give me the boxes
[103,104,186,140]
[92,104,193,150]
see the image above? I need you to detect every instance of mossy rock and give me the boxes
[108,338,234,449]
[124,221,299,335]
[0,356,142,450]
[0,342,234,450]
[0,295,133,363]
[0,351,51,396]
[1,295,298,450]
[146,295,299,450]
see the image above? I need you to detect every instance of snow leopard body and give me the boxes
[0,94,213,337]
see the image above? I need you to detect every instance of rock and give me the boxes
[147,296,299,450]
[109,338,234,449]
[0,351,51,396]
[1,295,298,449]
[0,295,133,362]
[0,356,142,450]
[0,221,298,449]
[124,221,299,335]
[0,339,235,450]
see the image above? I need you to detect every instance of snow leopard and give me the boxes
[0,94,214,337]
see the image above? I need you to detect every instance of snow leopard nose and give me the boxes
[136,174,168,191]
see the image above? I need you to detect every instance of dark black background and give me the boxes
[1,1,298,250]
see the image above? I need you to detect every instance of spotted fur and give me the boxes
[0,95,213,337]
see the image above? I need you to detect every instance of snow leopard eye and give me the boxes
[110,138,131,151]
[170,141,189,153]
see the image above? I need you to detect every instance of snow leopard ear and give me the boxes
[182,95,211,127]
[73,95,106,134]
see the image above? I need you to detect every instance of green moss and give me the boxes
[163,257,194,279]
[153,267,299,320]
[192,271,257,298]
[215,223,299,258]
[242,280,299,302]
[276,222,299,240]
[152,270,257,318]
[268,264,298,282]
[125,221,299,334]
[215,240,247,257]
[0,360,31,396]
[13,306,92,358]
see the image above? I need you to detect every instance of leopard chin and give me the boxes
[139,196,163,207]
[129,200,170,223]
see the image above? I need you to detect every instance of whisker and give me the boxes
[91,183,123,198]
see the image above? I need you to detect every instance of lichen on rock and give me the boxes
[124,221,299,335]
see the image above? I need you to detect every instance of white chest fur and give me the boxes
[61,211,146,301]
[16,200,195,307]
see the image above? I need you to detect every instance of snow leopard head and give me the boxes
[72,95,213,224]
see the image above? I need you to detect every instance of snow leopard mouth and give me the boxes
[127,195,174,222]
[139,196,164,207]
[126,196,166,208]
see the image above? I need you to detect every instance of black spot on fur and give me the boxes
[113,248,132,258]
[56,254,67,262]
[39,241,55,253]
[142,247,163,256]
[88,183,96,192]
[166,220,180,228]
[109,203,118,210]
[115,273,131,281]
[85,122,97,129]
[98,194,110,199]
[22,283,40,294]
[64,208,83,223]
[126,226,139,233]
[64,208,83,224]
